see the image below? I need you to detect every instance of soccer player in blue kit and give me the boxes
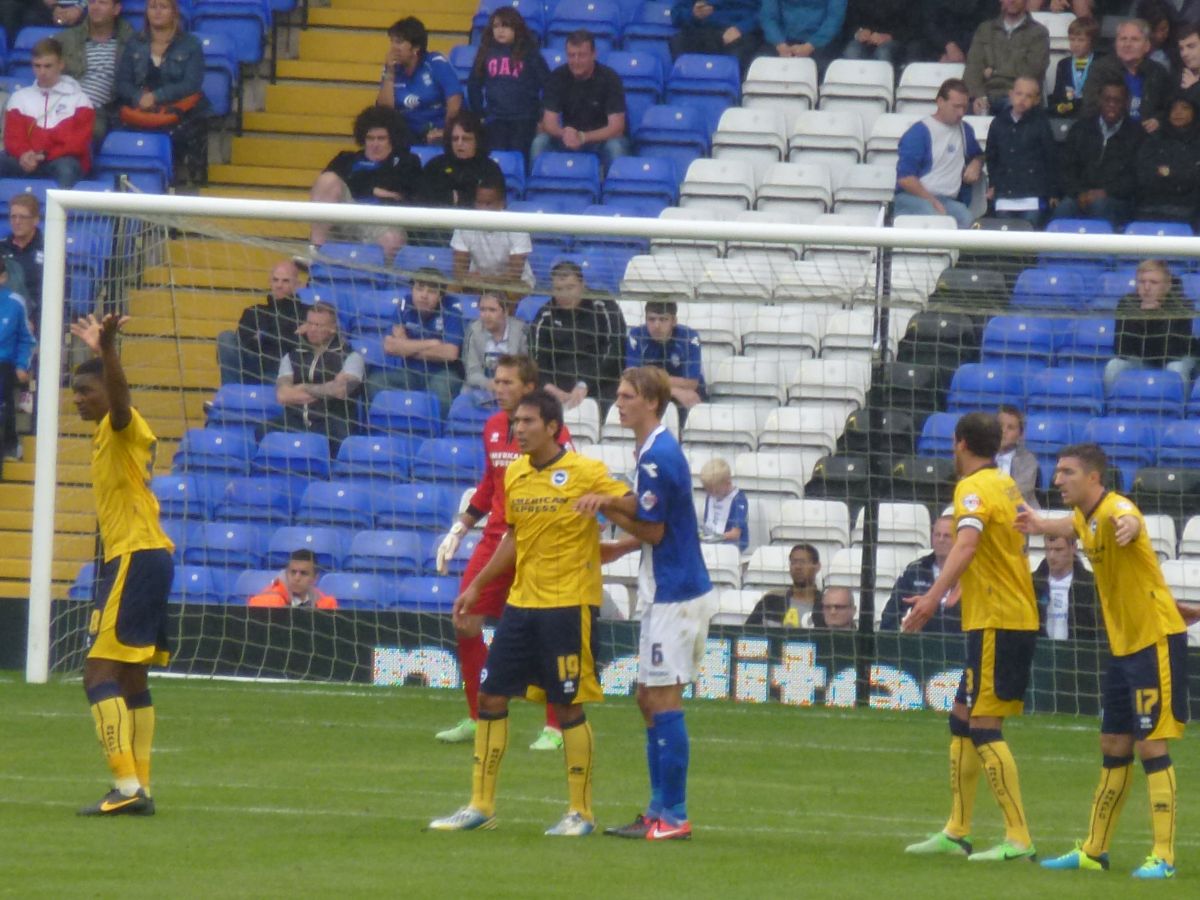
[577,366,713,840]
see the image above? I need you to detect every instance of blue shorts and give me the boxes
[954,628,1037,718]
[481,604,602,705]
[1101,632,1189,741]
[87,548,173,666]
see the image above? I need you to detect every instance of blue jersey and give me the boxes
[390,52,463,136]
[397,296,465,374]
[625,324,705,395]
[702,488,749,552]
[634,426,712,604]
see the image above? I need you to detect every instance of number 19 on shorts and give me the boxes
[557,654,580,682]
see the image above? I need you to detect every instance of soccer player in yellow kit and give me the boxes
[69,313,175,816]
[428,388,630,836]
[1018,443,1198,880]
[903,412,1041,862]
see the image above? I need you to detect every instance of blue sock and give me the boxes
[654,710,689,824]
[645,722,663,818]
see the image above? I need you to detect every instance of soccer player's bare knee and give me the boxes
[642,684,684,716]
[1135,737,1167,762]
[478,693,508,716]
[83,657,122,690]
[635,685,654,724]
[552,702,583,728]
[1099,732,1135,758]
[116,664,149,698]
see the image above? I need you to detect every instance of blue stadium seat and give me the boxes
[605,49,664,132]
[509,199,578,249]
[412,437,486,485]
[946,363,1029,412]
[546,0,621,54]
[350,334,401,375]
[266,525,351,569]
[345,288,405,335]
[1040,218,1115,265]
[454,292,481,321]
[575,245,638,291]
[375,483,460,530]
[1095,270,1136,310]
[1107,369,1186,420]
[170,566,224,604]
[489,150,526,200]
[395,576,460,612]
[199,53,236,116]
[1157,420,1200,468]
[542,45,567,72]
[317,572,399,609]
[393,245,455,281]
[297,481,376,530]
[515,293,552,322]
[93,131,174,192]
[192,0,269,65]
[233,568,282,603]
[621,1,676,68]
[411,145,441,167]
[579,204,654,250]
[633,104,709,176]
[253,431,332,480]
[666,54,740,134]
[206,384,283,430]
[1010,267,1087,311]
[1026,413,1088,487]
[182,522,266,568]
[344,530,425,576]
[525,152,602,206]
[310,241,387,289]
[980,315,1056,367]
[1056,318,1116,369]
[1189,376,1200,417]
[1083,417,1159,489]
[445,392,498,436]
[368,390,442,438]
[173,428,255,475]
[332,434,417,481]
[214,475,305,525]
[151,474,224,520]
[70,562,96,601]
[1122,221,1195,268]
[0,178,54,218]
[10,27,58,68]
[915,412,957,457]
[1026,367,1105,417]
[602,155,679,208]
[449,43,475,88]
[161,518,195,561]
[421,529,483,577]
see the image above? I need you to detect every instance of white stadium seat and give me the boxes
[772,260,860,305]
[757,405,845,456]
[651,207,723,259]
[741,305,823,362]
[853,502,932,549]
[1180,516,1200,559]
[712,588,764,625]
[695,258,776,302]
[744,495,785,556]
[818,59,894,131]
[702,542,742,589]
[833,163,895,217]
[744,545,795,590]
[562,398,600,447]
[675,300,740,356]
[679,158,756,215]
[787,110,865,168]
[726,210,805,263]
[771,498,852,547]
[820,309,875,361]
[1143,514,1177,561]
[865,112,921,167]
[741,56,818,132]
[581,442,634,481]
[709,356,788,406]
[895,63,965,113]
[601,583,633,620]
[620,253,703,297]
[712,107,788,185]
[733,450,815,499]
[754,161,832,221]
[787,358,871,411]
[684,403,759,454]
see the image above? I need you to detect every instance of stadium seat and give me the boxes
[375,483,459,530]
[1084,417,1159,489]
[331,435,416,482]
[1181,516,1200,557]
[444,393,497,438]
[711,107,787,184]
[1132,466,1200,521]
[1106,369,1186,420]
[857,502,931,549]
[743,545,796,590]
[69,562,96,602]
[266,526,350,570]
[787,110,864,168]
[740,56,818,132]
[896,310,981,371]
[666,53,740,134]
[875,362,946,414]
[709,356,787,405]
[546,0,621,53]
[319,572,398,609]
[296,481,376,530]
[821,309,875,361]
[832,163,894,217]
[804,453,872,508]
[887,455,957,507]
[488,150,526,201]
[786,358,871,413]
[151,474,223,521]
[1189,377,1200,418]
[980,315,1057,368]
[395,576,460,612]
[818,59,893,130]
[173,428,255,475]
[411,438,486,486]
[725,209,806,264]
[753,161,831,221]
[894,62,964,114]
[192,0,269,65]
[683,403,758,454]
[770,498,852,549]
[678,158,755,214]
[392,245,455,281]
[196,30,239,117]
[344,530,424,576]
[633,104,710,176]
[368,390,442,438]
[864,112,922,167]
[1057,318,1116,367]
[741,306,822,362]
[253,432,332,480]
[215,476,303,525]
[605,50,665,132]
[916,412,957,457]
[448,43,475,86]
[93,131,174,191]
[310,241,387,289]
[1026,368,1105,417]
[1010,267,1087,310]
[841,406,918,456]
[733,449,814,499]
[1143,514,1178,560]
[602,155,680,208]
[170,566,222,604]
[701,543,742,589]
[620,0,675,67]
[525,152,602,206]
[1156,420,1200,469]
[578,205,654,251]
[946,363,1029,412]
[757,405,844,458]
[9,26,58,69]
[206,384,283,431]
[345,288,404,335]
[182,522,266,568]
[233,568,283,603]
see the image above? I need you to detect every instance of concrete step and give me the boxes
[166,240,290,272]
[297,29,460,63]
[0,483,94,513]
[127,316,231,340]
[0,510,97,533]
[0,578,69,600]
[0,530,94,562]
[129,289,263,323]
[241,112,357,137]
[310,6,474,29]
[328,0,477,13]
[231,135,348,170]
[208,164,314,189]
[264,82,380,116]
[0,557,88,583]
[144,265,262,291]
[274,59,383,84]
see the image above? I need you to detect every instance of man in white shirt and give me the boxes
[997,404,1040,508]
[450,174,534,290]
[1032,534,1100,642]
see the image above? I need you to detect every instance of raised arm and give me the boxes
[70,313,132,430]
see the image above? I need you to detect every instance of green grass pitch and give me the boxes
[1,675,1196,898]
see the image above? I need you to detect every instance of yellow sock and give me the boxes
[470,713,508,817]
[562,716,594,821]
[1145,759,1177,865]
[944,734,981,839]
[130,703,156,795]
[1081,755,1133,858]
[974,732,1032,848]
[89,694,138,793]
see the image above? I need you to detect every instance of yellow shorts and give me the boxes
[87,549,173,666]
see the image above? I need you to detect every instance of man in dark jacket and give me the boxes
[1033,534,1100,642]
[216,261,308,385]
[1134,96,1200,222]
[880,515,961,632]
[964,0,1050,115]
[1053,78,1143,226]
[1105,258,1197,388]
[1081,18,1171,132]
[746,543,822,628]
[986,76,1058,225]
[910,0,990,64]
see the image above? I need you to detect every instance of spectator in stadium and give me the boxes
[1081,18,1170,132]
[529,259,626,410]
[0,195,45,325]
[841,0,909,67]
[997,405,1040,506]
[963,0,1050,116]
[0,258,34,463]
[450,174,535,291]
[1133,96,1200,223]
[308,105,419,258]
[1054,78,1143,226]
[4,0,85,40]
[1176,23,1200,106]
[1136,0,1175,68]
[812,586,856,630]
[893,78,984,230]
[367,268,464,414]
[248,549,338,610]
[215,260,308,386]
[624,300,705,410]
[880,515,962,632]
[467,6,549,161]
[1033,534,1100,641]
[59,0,136,142]
[0,37,93,189]
[376,16,463,145]
[698,457,749,552]
[530,29,631,170]
[910,0,989,65]
[460,291,528,404]
[758,0,845,74]
[745,543,822,627]
[417,110,504,209]
[1105,258,1197,389]
[274,301,364,453]
[668,0,762,76]
[985,76,1058,226]
[1047,16,1102,119]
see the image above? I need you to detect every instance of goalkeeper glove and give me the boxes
[436,521,469,574]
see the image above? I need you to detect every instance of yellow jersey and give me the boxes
[953,465,1039,632]
[92,409,173,562]
[1072,492,1186,656]
[504,449,630,609]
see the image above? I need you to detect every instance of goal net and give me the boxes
[27,192,1200,716]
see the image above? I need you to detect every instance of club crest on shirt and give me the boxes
[551,469,568,486]
[962,493,981,512]
[640,462,658,478]
[640,490,658,511]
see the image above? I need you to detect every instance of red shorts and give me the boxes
[461,530,514,618]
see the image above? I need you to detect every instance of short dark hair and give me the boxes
[955,412,1002,459]
[1057,442,1109,479]
[9,194,40,217]
[74,357,103,380]
[495,353,538,385]
[644,300,678,317]
[998,404,1025,432]
[353,105,411,150]
[790,543,820,565]
[32,37,62,59]
[309,301,339,323]
[565,28,595,50]
[475,170,507,200]
[412,267,445,291]
[1098,77,1130,98]
[937,78,970,100]
[516,388,563,434]
[289,548,318,566]
[387,16,428,53]
[551,259,584,280]
[1178,22,1200,45]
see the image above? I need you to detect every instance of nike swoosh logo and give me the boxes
[99,796,141,812]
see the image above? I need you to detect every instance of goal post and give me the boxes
[25,191,1200,716]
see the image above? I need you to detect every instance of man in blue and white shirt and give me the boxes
[377,16,463,144]
[625,300,705,410]
[894,77,984,230]
[576,366,712,841]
